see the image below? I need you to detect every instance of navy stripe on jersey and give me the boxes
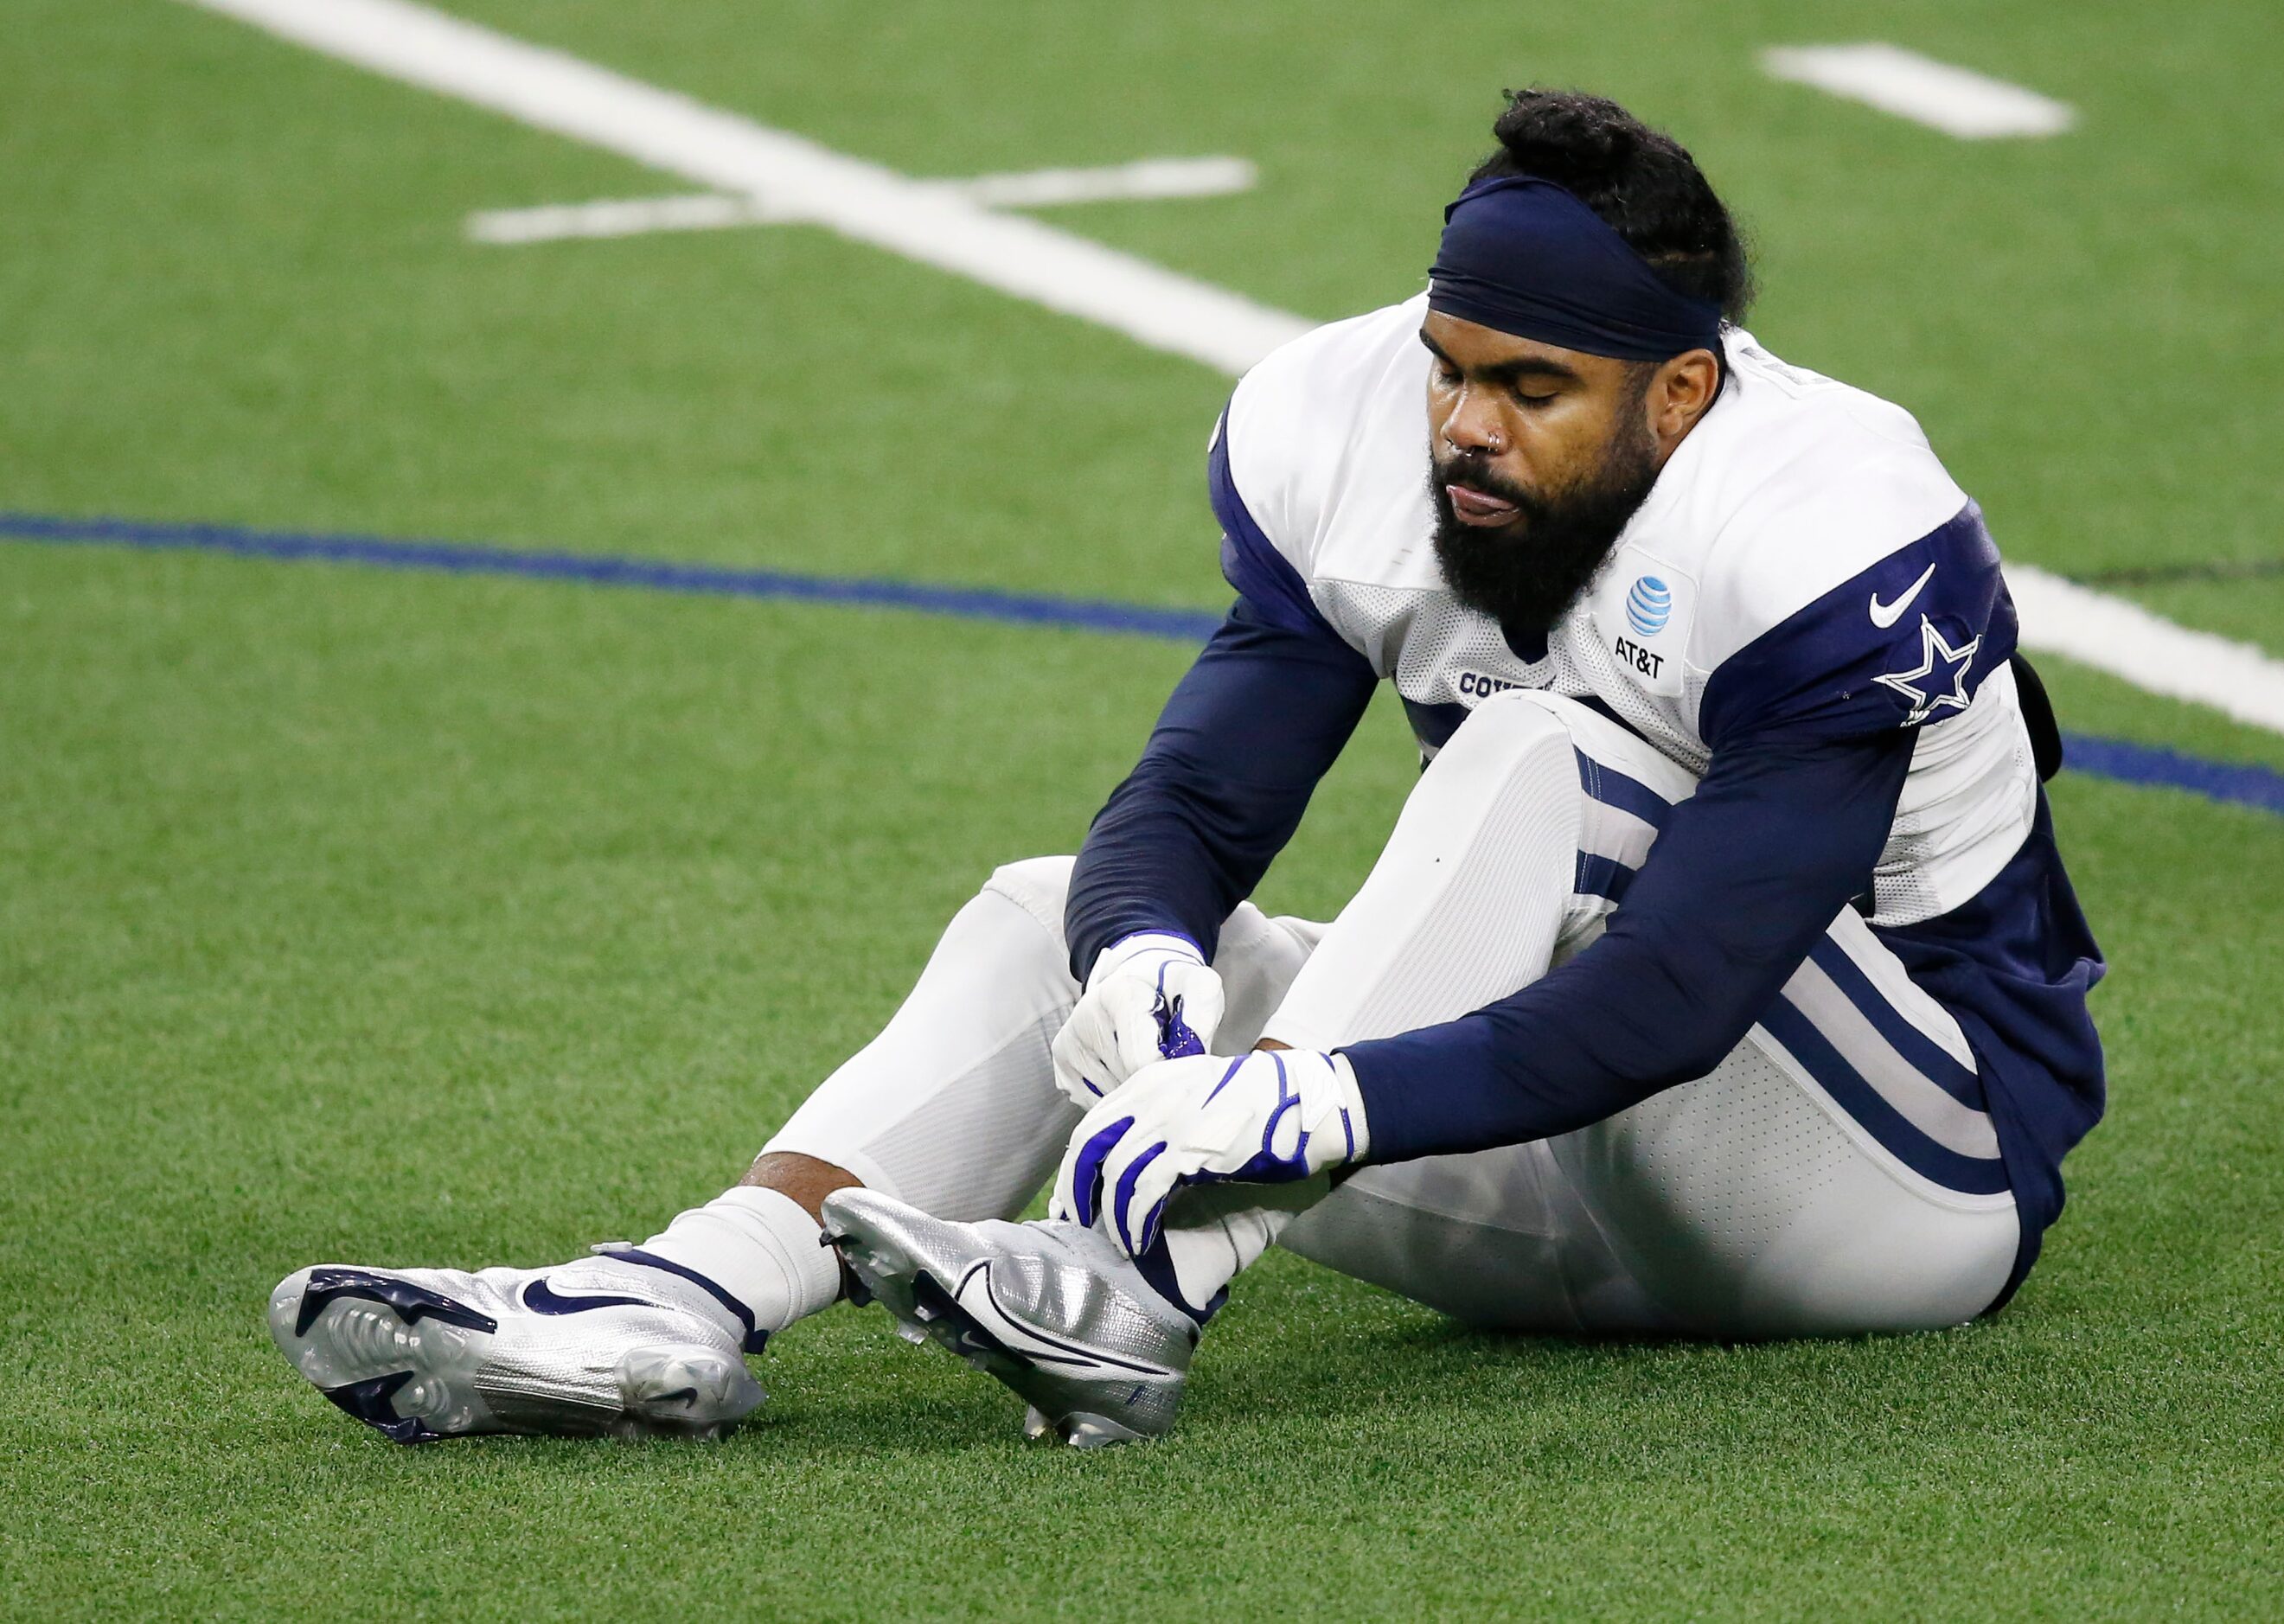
[1755,996,2011,1195]
[1574,752,1673,830]
[1571,747,1672,904]
[1209,412,1343,643]
[1699,502,2018,751]
[1573,853,1634,904]
[1806,936,1987,1110]
[1347,725,1930,1177]
[1563,736,2000,1192]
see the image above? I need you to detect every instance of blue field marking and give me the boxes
[2058,733,2284,816]
[0,512,1224,643]
[8,511,2281,820]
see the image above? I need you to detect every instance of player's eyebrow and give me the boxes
[1417,328,1580,387]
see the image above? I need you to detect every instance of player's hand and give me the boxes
[1052,1048,1370,1256]
[1051,932,1225,1107]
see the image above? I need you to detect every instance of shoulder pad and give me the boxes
[1699,502,2018,748]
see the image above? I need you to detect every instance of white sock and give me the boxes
[1160,1216,1270,1313]
[630,1187,841,1343]
[1155,1180,1321,1314]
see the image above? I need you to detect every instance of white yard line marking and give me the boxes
[469,193,771,243]
[2010,566,2284,734]
[185,0,1305,373]
[466,157,1258,245]
[1762,44,2075,139]
[956,156,1257,209]
[182,0,2284,734]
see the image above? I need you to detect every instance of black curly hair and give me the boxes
[1468,88,1755,325]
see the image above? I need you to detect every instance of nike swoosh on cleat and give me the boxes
[949,1261,1172,1378]
[1869,563,1937,629]
[297,1268,499,1338]
[521,1279,652,1315]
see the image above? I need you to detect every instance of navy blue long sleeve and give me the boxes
[1064,596,1377,980]
[1343,726,1917,1163]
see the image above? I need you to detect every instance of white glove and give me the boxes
[1053,1048,1370,1256]
[1051,932,1226,1107]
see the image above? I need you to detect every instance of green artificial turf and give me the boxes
[3,0,2281,1617]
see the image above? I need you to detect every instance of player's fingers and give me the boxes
[1048,1018,1083,1084]
[1051,1138,1085,1227]
[1126,1154,1188,1256]
[1113,1006,1172,1077]
[1059,998,1129,1096]
[1051,1151,1081,1228]
[1051,1102,1097,1222]
[1109,1135,1174,1257]
[1050,1020,1111,1103]
[1059,1110,1136,1231]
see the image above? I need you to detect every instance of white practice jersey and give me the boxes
[1211,294,2038,926]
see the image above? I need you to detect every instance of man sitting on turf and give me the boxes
[269,88,2104,1448]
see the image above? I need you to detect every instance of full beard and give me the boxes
[1428,424,1661,643]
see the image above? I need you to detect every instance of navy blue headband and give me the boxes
[1428,176,1723,361]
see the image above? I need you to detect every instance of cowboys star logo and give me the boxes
[1874,614,1980,726]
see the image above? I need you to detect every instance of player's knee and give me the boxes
[1455,687,1577,745]
[1398,694,1588,857]
[981,855,1077,944]
[1431,690,1577,792]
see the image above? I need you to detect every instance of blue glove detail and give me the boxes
[1053,1050,1370,1257]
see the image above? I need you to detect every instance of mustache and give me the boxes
[1434,452,1541,516]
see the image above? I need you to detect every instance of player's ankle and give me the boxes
[627,1186,842,1342]
[739,1150,864,1224]
[1129,1233,1226,1327]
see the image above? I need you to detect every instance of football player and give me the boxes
[269,89,2103,1448]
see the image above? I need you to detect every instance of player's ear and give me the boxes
[1648,348,1720,447]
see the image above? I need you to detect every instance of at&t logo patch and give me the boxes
[1624,576,1673,636]
[1597,558,1692,699]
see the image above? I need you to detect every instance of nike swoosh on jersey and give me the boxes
[1869,563,1938,629]
[522,1279,650,1314]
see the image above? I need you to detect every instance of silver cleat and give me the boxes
[819,1188,1197,1448]
[266,1254,766,1443]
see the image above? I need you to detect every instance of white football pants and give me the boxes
[766,690,2019,1337]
